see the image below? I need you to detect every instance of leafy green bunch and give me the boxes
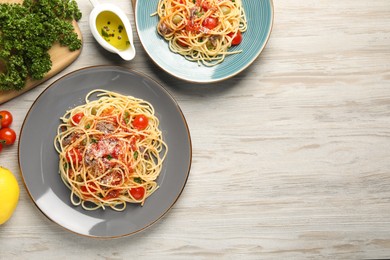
[0,0,82,91]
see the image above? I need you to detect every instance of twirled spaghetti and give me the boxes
[54,89,167,211]
[155,0,247,66]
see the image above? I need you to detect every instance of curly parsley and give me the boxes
[0,0,82,91]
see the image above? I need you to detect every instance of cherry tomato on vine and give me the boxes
[0,110,13,128]
[0,128,16,146]
[71,112,84,125]
[228,31,243,45]
[202,17,218,30]
[133,114,149,130]
[130,186,145,200]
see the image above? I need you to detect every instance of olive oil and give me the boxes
[96,11,130,50]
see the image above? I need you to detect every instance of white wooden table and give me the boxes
[1,0,390,258]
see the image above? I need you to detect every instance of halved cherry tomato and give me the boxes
[228,31,243,45]
[66,148,83,164]
[130,186,145,200]
[202,17,218,30]
[71,112,84,125]
[201,1,211,11]
[80,182,98,193]
[130,136,137,151]
[0,128,16,145]
[132,114,149,130]
[104,189,120,200]
[0,110,13,128]
[176,38,188,47]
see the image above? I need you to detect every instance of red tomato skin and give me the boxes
[104,189,120,200]
[66,148,83,164]
[201,1,211,11]
[133,115,149,130]
[81,183,98,193]
[0,110,13,128]
[130,186,145,200]
[202,17,218,30]
[228,31,243,45]
[71,113,84,125]
[0,128,16,145]
[176,38,188,47]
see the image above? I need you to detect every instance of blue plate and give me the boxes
[135,0,274,83]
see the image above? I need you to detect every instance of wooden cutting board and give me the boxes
[0,0,82,104]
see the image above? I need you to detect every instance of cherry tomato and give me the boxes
[71,112,84,125]
[0,110,13,128]
[104,189,120,200]
[176,38,188,47]
[0,128,16,145]
[132,114,149,130]
[228,31,243,45]
[202,17,218,30]
[66,148,83,164]
[81,182,98,193]
[201,1,211,11]
[130,186,145,200]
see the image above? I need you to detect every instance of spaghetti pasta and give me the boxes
[54,89,167,211]
[155,0,247,66]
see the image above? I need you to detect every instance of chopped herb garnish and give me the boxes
[133,151,138,159]
[118,24,124,31]
[134,177,143,184]
[124,111,130,123]
[101,28,109,38]
[106,154,113,160]
[76,175,83,182]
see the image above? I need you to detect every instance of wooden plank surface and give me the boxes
[1,0,390,259]
[0,0,82,104]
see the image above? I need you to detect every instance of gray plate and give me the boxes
[18,66,192,238]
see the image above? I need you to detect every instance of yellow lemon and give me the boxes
[0,166,19,225]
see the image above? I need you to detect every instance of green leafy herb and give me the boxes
[133,151,138,159]
[0,0,82,91]
[106,154,113,160]
[101,28,109,38]
[133,177,143,184]
[124,111,130,124]
[76,175,83,182]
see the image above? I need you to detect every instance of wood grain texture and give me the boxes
[1,0,390,259]
[0,0,82,104]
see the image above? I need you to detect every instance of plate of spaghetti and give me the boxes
[135,0,274,83]
[19,66,192,238]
